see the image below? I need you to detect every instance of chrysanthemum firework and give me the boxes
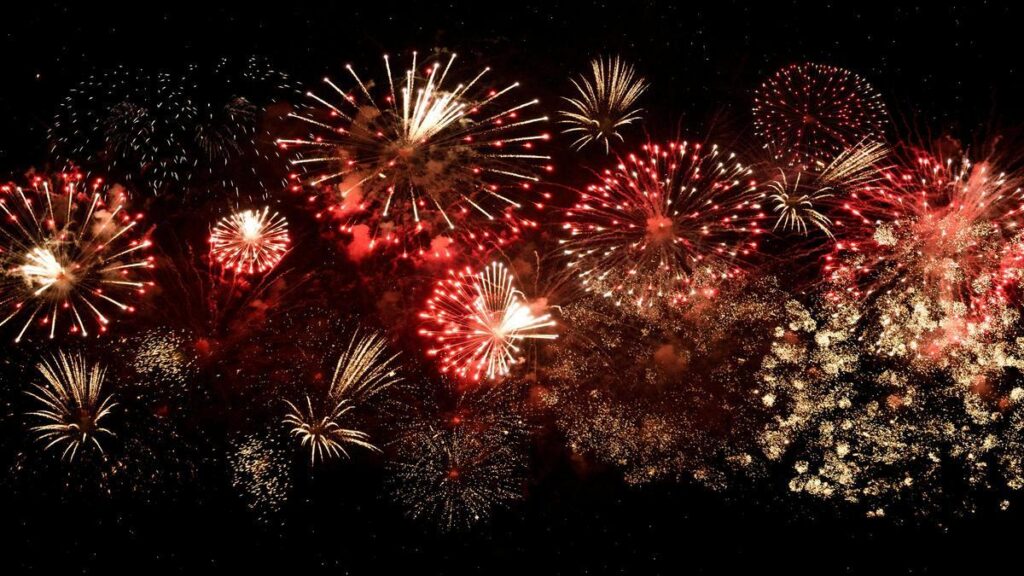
[389,379,532,530]
[419,261,557,382]
[753,62,887,167]
[25,352,117,462]
[283,329,402,464]
[209,207,290,275]
[277,51,552,256]
[559,56,648,153]
[560,141,765,314]
[0,172,153,342]
[820,145,1024,363]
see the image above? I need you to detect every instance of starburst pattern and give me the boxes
[559,56,648,152]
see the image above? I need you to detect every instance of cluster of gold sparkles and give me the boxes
[539,278,791,487]
[229,433,291,521]
[755,291,1024,516]
[25,352,117,462]
[283,329,402,465]
[128,328,198,387]
[558,56,648,153]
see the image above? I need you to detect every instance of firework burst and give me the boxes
[25,352,116,461]
[753,63,887,166]
[283,329,402,464]
[0,172,153,342]
[560,141,765,313]
[559,56,648,153]
[209,207,290,275]
[389,379,531,530]
[419,261,557,382]
[277,51,552,256]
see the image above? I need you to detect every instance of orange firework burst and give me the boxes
[560,141,765,313]
[277,51,552,257]
[753,62,887,167]
[209,207,290,275]
[0,172,153,342]
[419,261,557,382]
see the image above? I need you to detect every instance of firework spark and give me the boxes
[559,56,648,153]
[277,51,552,255]
[26,352,116,461]
[419,261,557,382]
[283,329,401,464]
[209,207,290,275]
[753,63,887,166]
[0,172,153,342]
[561,141,765,313]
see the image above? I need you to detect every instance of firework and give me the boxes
[0,172,153,342]
[766,141,888,238]
[283,329,402,463]
[560,141,764,314]
[824,146,1024,360]
[283,396,379,464]
[277,51,552,255]
[756,293,1024,516]
[419,261,557,382]
[209,207,290,275]
[229,433,291,521]
[753,63,887,166]
[49,58,295,196]
[559,56,648,153]
[25,352,116,462]
[389,379,531,530]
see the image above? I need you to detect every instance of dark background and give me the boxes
[2,1,1023,573]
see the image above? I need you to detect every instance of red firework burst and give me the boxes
[560,141,766,313]
[0,172,154,342]
[277,51,553,259]
[753,62,888,167]
[209,207,290,275]
[419,261,557,382]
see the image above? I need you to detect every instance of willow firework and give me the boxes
[277,51,552,255]
[559,56,648,153]
[26,352,117,461]
[753,62,888,167]
[561,141,765,313]
[419,261,557,382]
[0,173,153,342]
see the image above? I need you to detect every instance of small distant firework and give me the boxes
[766,141,888,237]
[283,396,379,464]
[127,327,199,388]
[561,141,764,313]
[278,51,552,255]
[229,433,291,522]
[283,329,401,464]
[390,380,531,530]
[0,172,153,342]
[419,261,557,382]
[25,352,116,462]
[559,56,648,152]
[49,58,296,196]
[209,207,290,275]
[753,63,887,166]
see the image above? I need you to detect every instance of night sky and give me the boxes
[2,2,1024,574]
